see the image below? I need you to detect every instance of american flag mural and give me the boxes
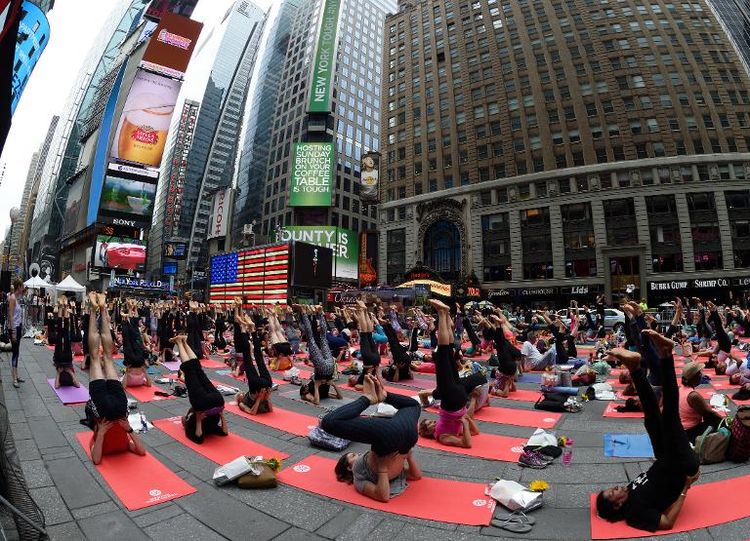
[209,244,289,306]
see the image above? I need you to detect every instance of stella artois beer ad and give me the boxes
[111,70,182,168]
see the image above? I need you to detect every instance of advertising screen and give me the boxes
[11,1,49,113]
[98,164,158,226]
[308,0,342,113]
[141,12,202,78]
[207,188,232,239]
[62,177,84,238]
[292,242,333,288]
[289,142,334,207]
[111,70,182,168]
[145,0,199,21]
[163,242,187,259]
[162,261,178,275]
[210,244,289,305]
[277,226,359,280]
[93,235,147,271]
[359,152,379,202]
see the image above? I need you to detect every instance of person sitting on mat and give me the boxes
[175,335,229,444]
[85,293,146,465]
[597,330,701,532]
[417,300,480,448]
[235,311,275,415]
[678,361,723,442]
[323,374,422,502]
[53,296,81,388]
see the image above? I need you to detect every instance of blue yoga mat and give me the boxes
[604,433,654,458]
[114,360,159,375]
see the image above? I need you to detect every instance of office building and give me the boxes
[379,0,750,304]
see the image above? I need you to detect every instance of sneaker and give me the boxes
[518,450,551,469]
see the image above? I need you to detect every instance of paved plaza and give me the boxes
[1,340,748,541]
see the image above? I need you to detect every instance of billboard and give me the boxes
[140,12,202,78]
[163,241,187,259]
[308,0,342,113]
[10,1,49,113]
[360,152,380,202]
[210,244,289,305]
[93,235,147,271]
[62,177,84,238]
[145,0,199,21]
[98,164,158,227]
[278,226,359,280]
[358,231,378,287]
[162,261,178,275]
[111,70,182,168]
[291,242,333,289]
[207,188,232,239]
[289,142,334,207]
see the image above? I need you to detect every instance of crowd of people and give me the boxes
[4,283,750,533]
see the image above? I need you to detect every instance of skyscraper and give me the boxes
[179,1,266,277]
[259,0,397,240]
[148,99,199,278]
[231,0,302,248]
[707,0,750,75]
[379,0,750,304]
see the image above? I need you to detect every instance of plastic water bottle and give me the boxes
[562,445,573,465]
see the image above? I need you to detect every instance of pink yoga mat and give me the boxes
[153,417,289,464]
[225,402,317,437]
[472,406,561,428]
[590,474,750,538]
[603,402,643,418]
[278,455,496,526]
[200,358,226,369]
[47,379,89,404]
[490,389,543,403]
[162,360,181,371]
[75,432,195,510]
[418,432,525,461]
[126,385,176,403]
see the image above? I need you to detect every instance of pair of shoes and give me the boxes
[16,377,24,383]
[491,511,536,533]
[518,449,553,468]
[13,381,20,388]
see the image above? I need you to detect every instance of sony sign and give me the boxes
[111,218,137,227]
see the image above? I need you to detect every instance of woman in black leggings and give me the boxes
[53,297,80,388]
[417,300,479,448]
[175,335,228,444]
[235,311,274,414]
[597,330,700,532]
[324,374,422,502]
[381,319,414,382]
[298,306,341,404]
[351,301,380,390]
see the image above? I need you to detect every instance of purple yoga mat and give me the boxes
[162,360,181,372]
[47,379,90,404]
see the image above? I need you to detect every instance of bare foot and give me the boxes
[642,329,675,358]
[428,299,450,312]
[362,374,379,404]
[606,347,642,373]
[372,375,387,402]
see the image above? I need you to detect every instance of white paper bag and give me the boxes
[526,428,557,448]
[213,455,264,486]
[283,367,300,381]
[489,480,543,512]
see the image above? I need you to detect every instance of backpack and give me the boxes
[727,406,750,462]
[695,419,731,464]
[308,426,351,451]
[534,392,568,412]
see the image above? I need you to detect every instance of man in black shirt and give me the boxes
[596,330,700,532]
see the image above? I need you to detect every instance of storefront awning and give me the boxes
[398,279,452,297]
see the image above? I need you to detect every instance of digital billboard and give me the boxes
[145,0,199,21]
[210,245,289,306]
[207,188,232,239]
[289,142,334,207]
[291,242,333,288]
[360,152,380,202]
[62,177,84,238]
[278,226,359,280]
[140,12,202,78]
[358,231,378,287]
[10,1,49,114]
[111,70,182,168]
[162,261,178,275]
[93,235,147,272]
[98,164,158,227]
[163,241,187,259]
[308,0,342,113]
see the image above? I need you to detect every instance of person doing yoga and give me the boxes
[85,293,146,465]
[417,300,480,448]
[234,308,274,415]
[298,305,342,405]
[597,330,701,532]
[121,299,151,388]
[53,296,81,388]
[350,301,381,390]
[323,374,422,502]
[176,335,229,443]
[266,307,293,371]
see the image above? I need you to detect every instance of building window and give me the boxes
[386,229,406,284]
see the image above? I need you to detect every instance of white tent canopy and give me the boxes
[23,275,48,289]
[53,275,86,299]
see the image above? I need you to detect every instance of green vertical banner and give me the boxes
[289,142,334,206]
[308,0,342,113]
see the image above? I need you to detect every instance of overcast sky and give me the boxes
[0,0,272,238]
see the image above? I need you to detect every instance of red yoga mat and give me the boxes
[126,385,176,403]
[589,474,750,539]
[277,455,496,526]
[153,417,289,464]
[418,432,525,461]
[200,358,226,369]
[490,389,543,403]
[225,402,317,437]
[472,406,561,428]
[75,432,195,510]
[603,402,643,418]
